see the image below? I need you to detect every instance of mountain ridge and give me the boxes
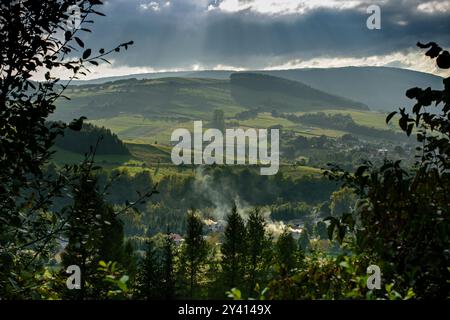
[53,73,367,122]
[68,66,444,111]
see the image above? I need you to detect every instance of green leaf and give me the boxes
[120,275,129,284]
[227,288,242,300]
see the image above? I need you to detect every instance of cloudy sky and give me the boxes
[70,0,450,78]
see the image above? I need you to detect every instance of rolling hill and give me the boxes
[260,67,444,112]
[69,66,444,112]
[229,73,367,111]
[52,73,367,122]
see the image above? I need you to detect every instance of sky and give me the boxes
[62,0,450,79]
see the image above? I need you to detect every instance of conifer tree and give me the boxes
[135,240,162,300]
[181,209,208,298]
[245,208,272,295]
[161,232,176,300]
[221,204,247,290]
[62,166,126,299]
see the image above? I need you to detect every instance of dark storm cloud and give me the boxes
[79,0,450,69]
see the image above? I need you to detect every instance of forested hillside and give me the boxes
[54,123,130,155]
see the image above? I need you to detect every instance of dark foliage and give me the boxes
[54,123,130,155]
[325,42,450,299]
[0,0,132,298]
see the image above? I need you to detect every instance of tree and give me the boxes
[221,204,247,291]
[245,208,272,295]
[276,228,298,273]
[329,187,357,217]
[0,0,132,297]
[161,232,176,300]
[180,209,208,298]
[325,42,450,298]
[297,227,310,252]
[61,161,127,300]
[135,240,162,300]
[134,231,175,300]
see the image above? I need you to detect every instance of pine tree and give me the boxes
[62,167,126,299]
[135,240,162,300]
[206,245,223,299]
[161,232,175,300]
[221,204,247,291]
[181,209,208,298]
[245,208,272,296]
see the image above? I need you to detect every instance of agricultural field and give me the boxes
[86,109,389,146]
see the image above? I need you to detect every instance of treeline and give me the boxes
[280,112,406,141]
[234,108,261,120]
[53,122,130,155]
[270,202,312,221]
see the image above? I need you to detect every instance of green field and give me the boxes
[88,115,193,145]
[86,108,386,145]
[294,109,393,130]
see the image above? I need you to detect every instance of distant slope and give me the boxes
[69,67,444,111]
[53,74,366,121]
[260,67,444,111]
[230,73,367,111]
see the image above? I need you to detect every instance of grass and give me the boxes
[294,109,392,130]
[88,115,193,145]
[125,142,172,165]
[87,108,391,147]
[238,112,348,138]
